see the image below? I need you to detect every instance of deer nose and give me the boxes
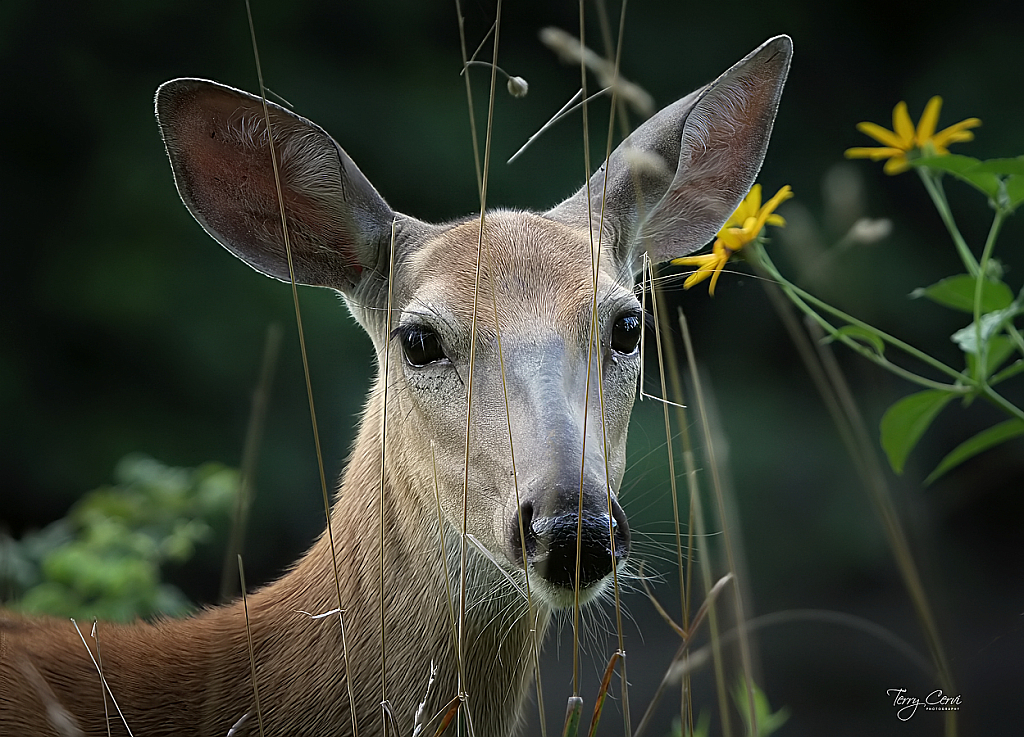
[511,497,629,590]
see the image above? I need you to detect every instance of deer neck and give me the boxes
[247,375,551,736]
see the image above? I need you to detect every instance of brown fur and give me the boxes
[1,375,544,736]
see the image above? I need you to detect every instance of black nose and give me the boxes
[512,498,629,590]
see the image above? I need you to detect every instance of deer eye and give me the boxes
[610,312,642,355]
[398,324,447,366]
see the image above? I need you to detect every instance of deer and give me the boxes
[0,35,791,737]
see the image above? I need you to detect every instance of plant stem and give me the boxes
[991,359,1024,386]
[1006,324,1024,358]
[981,385,1024,423]
[918,168,980,277]
[972,209,1007,381]
[784,279,964,392]
[751,246,969,386]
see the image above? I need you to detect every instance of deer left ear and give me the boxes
[155,78,400,293]
[547,35,792,275]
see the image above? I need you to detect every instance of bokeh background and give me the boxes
[2,1,1021,735]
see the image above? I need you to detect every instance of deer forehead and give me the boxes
[403,210,632,336]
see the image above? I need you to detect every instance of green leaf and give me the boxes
[913,155,1001,199]
[966,335,1018,379]
[913,153,981,173]
[880,390,955,474]
[1005,175,1024,210]
[992,358,1024,385]
[8,453,238,621]
[924,418,1024,485]
[952,305,1023,355]
[827,325,885,356]
[969,156,1024,175]
[913,156,1024,212]
[732,680,790,737]
[910,274,1013,314]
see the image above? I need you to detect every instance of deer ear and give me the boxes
[546,35,792,275]
[155,79,396,291]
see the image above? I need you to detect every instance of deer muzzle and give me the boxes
[511,486,629,599]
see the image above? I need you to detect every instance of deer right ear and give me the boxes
[155,79,396,292]
[547,35,792,276]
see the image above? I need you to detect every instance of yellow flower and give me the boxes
[845,96,981,175]
[672,184,792,295]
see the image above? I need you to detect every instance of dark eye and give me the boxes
[611,313,642,355]
[398,324,446,366]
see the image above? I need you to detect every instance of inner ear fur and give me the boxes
[546,35,793,275]
[156,78,397,291]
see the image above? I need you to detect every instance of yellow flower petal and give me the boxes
[850,98,980,175]
[765,185,794,209]
[681,254,726,290]
[711,238,731,257]
[718,229,745,250]
[717,211,744,234]
[673,253,720,268]
[745,184,763,214]
[720,186,759,233]
[916,96,942,144]
[932,118,981,148]
[683,269,711,289]
[892,102,916,146]
[845,146,905,161]
[708,265,724,296]
[947,130,977,143]
[883,155,910,175]
[677,183,791,295]
[856,121,905,149]
[751,185,793,234]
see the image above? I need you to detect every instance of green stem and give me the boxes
[753,246,969,385]
[1006,324,1024,358]
[918,168,980,277]
[782,280,966,393]
[991,359,1024,386]
[752,242,1024,424]
[972,209,1007,382]
[981,385,1024,424]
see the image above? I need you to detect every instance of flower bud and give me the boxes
[506,76,529,98]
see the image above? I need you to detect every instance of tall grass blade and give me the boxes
[432,696,463,737]
[244,1,359,733]
[562,696,584,737]
[586,650,621,737]
[70,618,134,736]
[237,557,265,737]
[220,322,281,602]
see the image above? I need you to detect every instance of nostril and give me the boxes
[520,500,535,532]
[610,501,630,562]
[510,500,536,563]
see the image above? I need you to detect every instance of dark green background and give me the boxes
[2,1,1021,735]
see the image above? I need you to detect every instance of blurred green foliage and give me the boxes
[1,455,237,621]
[666,681,787,737]
[732,680,790,737]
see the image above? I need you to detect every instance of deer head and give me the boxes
[154,35,791,611]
